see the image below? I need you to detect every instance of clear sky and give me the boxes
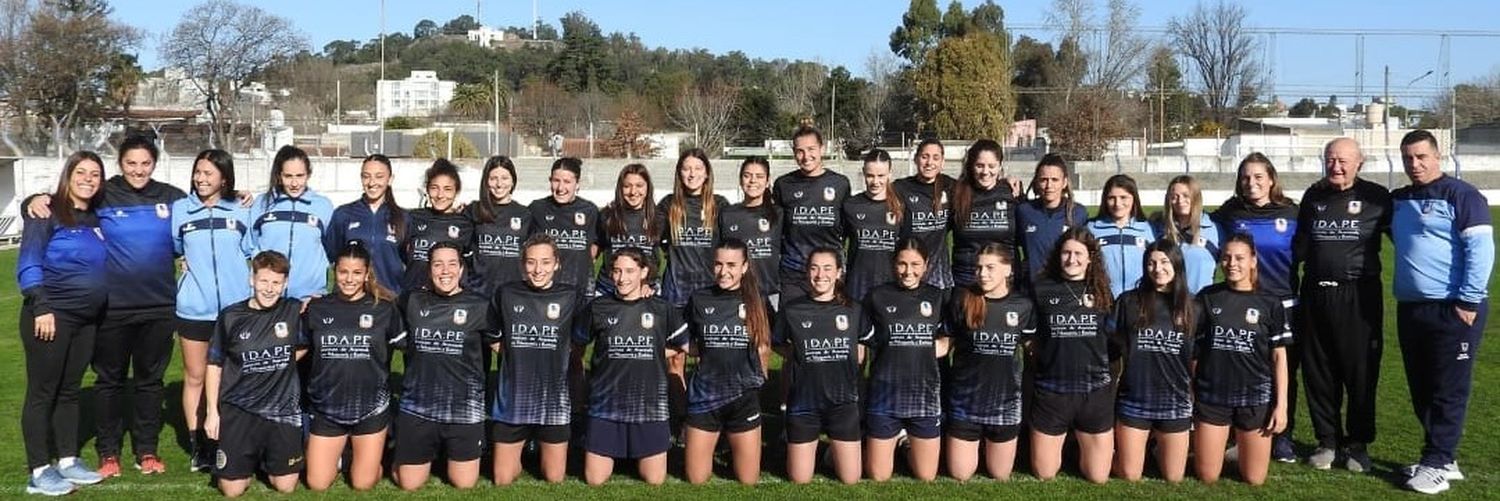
[113,0,1500,108]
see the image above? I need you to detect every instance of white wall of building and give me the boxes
[376,71,457,120]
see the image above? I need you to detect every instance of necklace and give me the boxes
[1063,280,1087,306]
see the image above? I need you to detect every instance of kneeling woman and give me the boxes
[1111,240,1199,483]
[303,242,403,491]
[945,243,1034,481]
[1193,234,1291,486]
[205,251,307,497]
[1030,228,1116,484]
[683,239,772,485]
[574,248,686,486]
[863,238,949,482]
[393,242,497,490]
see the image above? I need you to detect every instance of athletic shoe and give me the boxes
[189,445,211,473]
[1403,462,1464,481]
[96,456,121,478]
[25,467,76,496]
[1272,436,1297,463]
[1405,465,1451,495]
[1224,444,1240,463]
[136,454,166,475]
[56,460,104,485]
[1307,447,1337,470]
[1343,447,1372,473]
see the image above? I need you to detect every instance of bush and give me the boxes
[384,116,423,130]
[413,130,478,159]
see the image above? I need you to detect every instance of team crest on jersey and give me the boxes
[225,219,236,230]
[793,190,805,199]
[886,305,897,313]
[547,303,561,320]
[274,322,289,338]
[349,221,362,230]
[886,212,898,226]
[510,217,523,231]
[835,314,849,331]
[1006,311,1020,327]
[995,200,1006,210]
[1135,237,1146,248]
[307,215,319,228]
[447,225,460,239]
[738,303,747,319]
[757,218,770,232]
[454,309,469,325]
[1347,200,1363,214]
[641,312,655,329]
[1245,308,1260,324]
[574,212,586,226]
[238,330,252,340]
[1082,294,1095,308]
[920,301,933,317]
[155,203,169,219]
[823,186,836,201]
[1274,218,1288,233]
[359,314,373,329]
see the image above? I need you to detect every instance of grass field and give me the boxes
[0,210,1496,499]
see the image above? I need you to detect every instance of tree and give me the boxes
[889,0,942,66]
[1048,88,1133,159]
[734,85,779,145]
[103,53,144,112]
[1433,70,1500,128]
[413,129,478,158]
[414,19,438,39]
[548,11,612,92]
[1169,0,1259,123]
[940,1,970,37]
[1145,45,1196,140]
[671,81,740,154]
[1288,98,1318,118]
[605,108,655,158]
[969,0,1007,36]
[440,15,480,35]
[513,76,573,139]
[448,82,503,120]
[161,0,307,150]
[771,61,827,123]
[322,39,360,63]
[911,31,1016,140]
[814,66,870,155]
[1012,36,1058,120]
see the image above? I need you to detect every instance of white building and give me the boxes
[466,26,509,47]
[376,71,457,120]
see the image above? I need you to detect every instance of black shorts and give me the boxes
[1031,388,1115,435]
[1117,414,1192,434]
[685,392,762,434]
[214,405,303,480]
[866,414,942,440]
[391,412,484,465]
[309,410,390,437]
[490,421,570,445]
[177,318,215,343]
[1195,402,1270,431]
[785,403,862,444]
[945,418,1021,443]
[584,418,670,459]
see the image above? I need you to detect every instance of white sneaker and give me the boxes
[1405,465,1451,495]
[1307,447,1337,470]
[1403,462,1464,481]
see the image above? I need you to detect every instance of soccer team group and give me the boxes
[15,125,1492,496]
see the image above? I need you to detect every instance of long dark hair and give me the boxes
[334,240,396,304]
[1031,153,1080,226]
[1134,239,1194,337]
[362,154,405,241]
[716,239,770,352]
[1044,227,1114,312]
[807,246,850,306]
[474,155,518,224]
[863,148,904,226]
[962,243,1013,330]
[668,148,716,245]
[1096,174,1146,222]
[423,158,462,211]
[604,163,658,243]
[952,139,1004,228]
[263,145,312,209]
[52,151,105,227]
[1234,152,1294,206]
[608,246,654,287]
[192,149,236,202]
[739,157,778,224]
[1221,233,1261,291]
[914,138,948,215]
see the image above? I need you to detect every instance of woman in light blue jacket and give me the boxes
[1152,175,1221,293]
[250,145,334,300]
[1086,174,1155,298]
[170,149,254,472]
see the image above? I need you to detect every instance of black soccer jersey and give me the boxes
[718,203,783,294]
[658,193,728,306]
[466,201,533,293]
[862,283,948,419]
[946,291,1035,426]
[1031,277,1113,393]
[1294,178,1391,282]
[209,299,306,424]
[529,196,602,292]
[573,296,687,423]
[1111,290,1198,421]
[842,192,903,301]
[595,206,657,296]
[684,287,767,414]
[491,282,583,426]
[1195,283,1293,408]
[952,183,1020,286]
[774,297,871,414]
[401,209,475,291]
[894,175,955,289]
[303,294,404,425]
[773,169,851,275]
[397,289,497,424]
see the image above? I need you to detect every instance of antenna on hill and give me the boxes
[533,0,539,40]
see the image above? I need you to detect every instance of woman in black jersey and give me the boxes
[466,156,533,294]
[842,149,904,302]
[490,234,581,485]
[893,138,954,289]
[303,242,403,491]
[1029,228,1115,484]
[683,239,772,485]
[1193,234,1291,486]
[659,148,727,307]
[719,157,782,306]
[951,139,1020,288]
[401,159,474,291]
[863,238,949,482]
[596,163,659,297]
[205,251,306,497]
[775,247,867,484]
[573,248,686,486]
[530,157,602,293]
[945,243,1033,482]
[1111,240,1199,483]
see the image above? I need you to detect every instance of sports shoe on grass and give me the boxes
[1307,447,1336,470]
[1405,465,1451,495]
[1403,462,1464,481]
[96,456,121,479]
[1343,447,1372,473]
[136,454,166,475]
[26,466,76,496]
[1272,436,1297,463]
[57,459,104,485]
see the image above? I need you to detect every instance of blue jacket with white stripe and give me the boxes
[250,189,334,299]
[1391,174,1494,309]
[173,196,254,321]
[1087,217,1156,298]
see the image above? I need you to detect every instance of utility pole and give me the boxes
[1384,65,1392,187]
[379,0,386,153]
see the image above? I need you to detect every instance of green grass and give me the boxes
[0,210,1497,499]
